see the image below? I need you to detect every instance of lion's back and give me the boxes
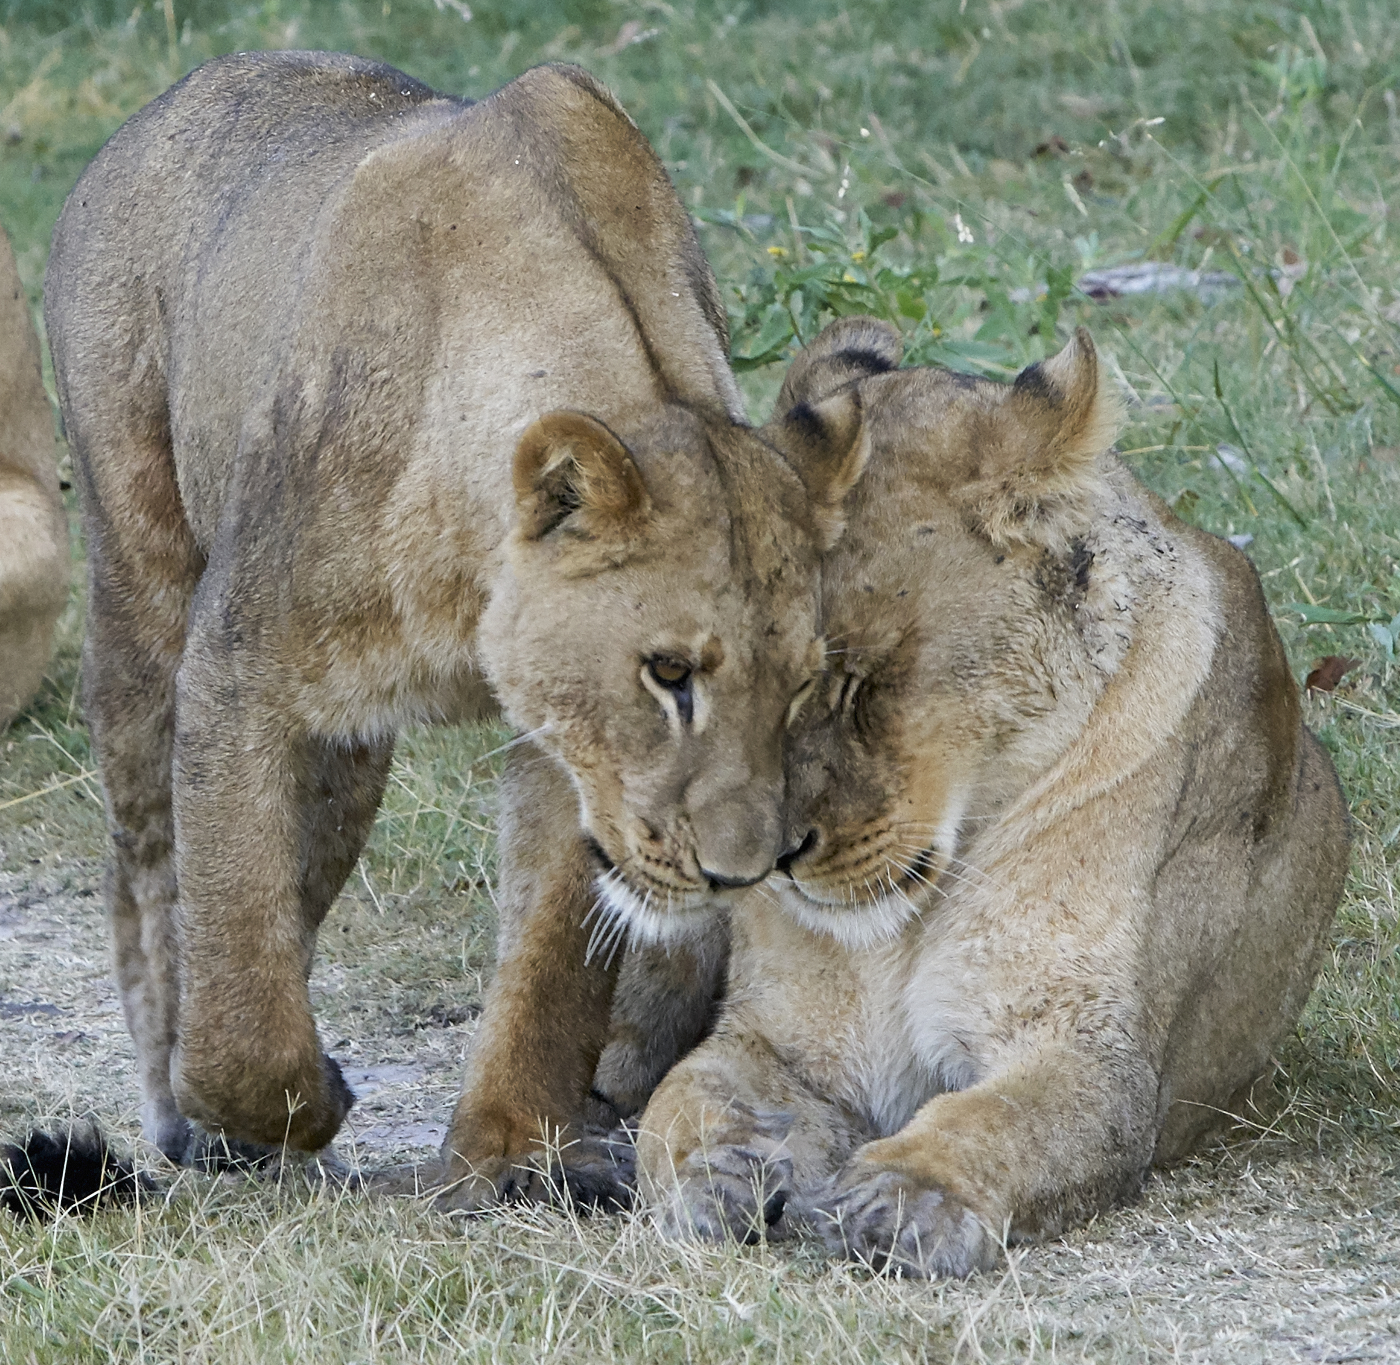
[1146,513,1349,1158]
[47,54,458,400]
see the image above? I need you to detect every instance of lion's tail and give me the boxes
[1,1124,151,1221]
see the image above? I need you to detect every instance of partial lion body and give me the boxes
[0,226,67,728]
[636,321,1349,1275]
[46,53,845,1180]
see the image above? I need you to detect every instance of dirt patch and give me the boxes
[0,864,473,1166]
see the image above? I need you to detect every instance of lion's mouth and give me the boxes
[786,841,943,910]
[582,836,718,947]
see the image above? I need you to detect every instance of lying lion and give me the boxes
[630,319,1350,1275]
[0,226,67,729]
[45,54,862,1176]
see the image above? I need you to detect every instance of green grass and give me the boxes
[2,1,1399,1360]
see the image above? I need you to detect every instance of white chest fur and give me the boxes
[742,886,991,1138]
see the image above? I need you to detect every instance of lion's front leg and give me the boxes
[637,1059,794,1243]
[589,913,730,1123]
[168,634,358,1154]
[439,742,628,1212]
[637,1032,865,1245]
[812,1044,1158,1278]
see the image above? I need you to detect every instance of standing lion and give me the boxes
[45,54,861,1176]
[0,225,68,729]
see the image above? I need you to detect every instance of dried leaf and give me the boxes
[1305,656,1361,695]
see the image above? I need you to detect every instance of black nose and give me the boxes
[775,829,818,875]
[701,868,768,891]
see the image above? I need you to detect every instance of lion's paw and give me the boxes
[180,1126,359,1189]
[435,1127,635,1215]
[555,1124,637,1211]
[654,1136,793,1245]
[809,1166,999,1279]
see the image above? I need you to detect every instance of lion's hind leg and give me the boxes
[297,733,396,934]
[176,733,395,1175]
[68,397,203,1164]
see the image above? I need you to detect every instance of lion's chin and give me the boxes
[778,842,953,950]
[587,867,719,953]
[776,878,922,950]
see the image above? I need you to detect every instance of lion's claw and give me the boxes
[809,1166,998,1279]
[656,1140,794,1244]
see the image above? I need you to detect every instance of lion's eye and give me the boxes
[646,656,695,725]
[648,657,692,688]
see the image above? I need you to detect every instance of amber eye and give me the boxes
[648,657,692,688]
[646,656,694,725]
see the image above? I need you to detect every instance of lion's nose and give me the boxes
[700,867,768,892]
[776,829,819,875]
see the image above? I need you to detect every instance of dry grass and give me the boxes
[3,1,1399,1360]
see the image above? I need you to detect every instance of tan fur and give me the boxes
[637,319,1350,1276]
[0,226,68,728]
[45,54,860,1171]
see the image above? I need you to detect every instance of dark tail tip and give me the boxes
[1,1125,152,1221]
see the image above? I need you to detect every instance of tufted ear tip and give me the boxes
[1009,329,1121,460]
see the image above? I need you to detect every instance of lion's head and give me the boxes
[481,399,867,944]
[764,318,1125,946]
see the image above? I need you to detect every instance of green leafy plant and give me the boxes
[713,205,1078,378]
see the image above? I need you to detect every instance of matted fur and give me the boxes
[0,226,68,729]
[636,320,1350,1277]
[45,53,860,1183]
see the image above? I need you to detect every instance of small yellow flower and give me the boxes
[842,271,857,282]
[767,245,789,257]
[851,250,866,262]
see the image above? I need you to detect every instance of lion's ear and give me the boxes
[960,328,1122,549]
[771,386,870,550]
[769,318,900,549]
[513,411,651,540]
[775,315,903,414]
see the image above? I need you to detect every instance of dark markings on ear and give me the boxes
[1011,361,1057,403]
[832,347,899,377]
[774,316,904,415]
[786,400,832,445]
